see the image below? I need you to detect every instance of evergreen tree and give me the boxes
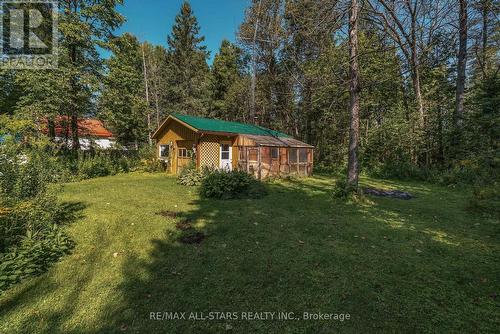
[209,40,247,120]
[100,33,148,146]
[164,1,210,115]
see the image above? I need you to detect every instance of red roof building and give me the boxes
[42,116,114,138]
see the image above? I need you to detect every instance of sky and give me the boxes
[110,0,250,63]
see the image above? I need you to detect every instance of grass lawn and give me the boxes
[0,173,498,333]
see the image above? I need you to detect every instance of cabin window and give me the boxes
[299,148,308,163]
[289,148,298,163]
[239,147,246,160]
[221,144,230,160]
[159,145,169,158]
[271,147,279,159]
[248,149,258,162]
[178,148,189,158]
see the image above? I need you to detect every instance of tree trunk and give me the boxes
[481,0,489,78]
[437,104,445,164]
[69,45,80,151]
[48,118,56,140]
[155,92,160,128]
[347,0,360,189]
[455,0,467,129]
[411,54,424,127]
[250,0,263,125]
[409,2,424,128]
[142,44,152,146]
[71,111,79,151]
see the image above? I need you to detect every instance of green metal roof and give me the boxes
[172,113,290,138]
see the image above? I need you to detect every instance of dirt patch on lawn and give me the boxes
[179,231,205,244]
[363,187,413,200]
[175,219,193,231]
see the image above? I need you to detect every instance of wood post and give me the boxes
[258,146,262,180]
[246,147,249,174]
[296,149,299,174]
[310,149,314,176]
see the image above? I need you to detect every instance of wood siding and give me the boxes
[155,118,313,177]
[156,119,197,174]
[238,146,313,178]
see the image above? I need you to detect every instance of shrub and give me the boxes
[368,161,433,181]
[439,157,498,185]
[314,162,344,176]
[0,226,73,293]
[332,178,364,202]
[367,154,499,186]
[199,170,267,199]
[0,139,73,293]
[77,155,114,179]
[137,146,166,173]
[1,192,60,251]
[467,183,500,218]
[177,161,205,186]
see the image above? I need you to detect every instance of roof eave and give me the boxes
[199,130,239,137]
[151,115,200,139]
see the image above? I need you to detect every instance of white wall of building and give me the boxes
[55,137,117,150]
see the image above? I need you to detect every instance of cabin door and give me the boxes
[220,143,232,170]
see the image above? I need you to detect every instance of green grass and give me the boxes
[0,173,498,333]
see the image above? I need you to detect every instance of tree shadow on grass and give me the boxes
[56,201,88,225]
[95,179,498,333]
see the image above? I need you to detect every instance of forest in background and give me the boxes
[0,0,498,184]
[0,0,498,304]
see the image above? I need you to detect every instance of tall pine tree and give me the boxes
[164,1,210,116]
[209,40,248,120]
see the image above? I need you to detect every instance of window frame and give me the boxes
[289,148,298,164]
[239,147,246,161]
[299,148,308,163]
[178,148,188,158]
[220,144,230,160]
[248,148,258,162]
[159,144,169,158]
[271,147,279,160]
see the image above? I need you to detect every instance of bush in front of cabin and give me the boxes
[137,146,166,173]
[199,169,267,199]
[177,161,206,186]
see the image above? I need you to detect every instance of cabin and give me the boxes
[41,117,116,150]
[151,113,314,179]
